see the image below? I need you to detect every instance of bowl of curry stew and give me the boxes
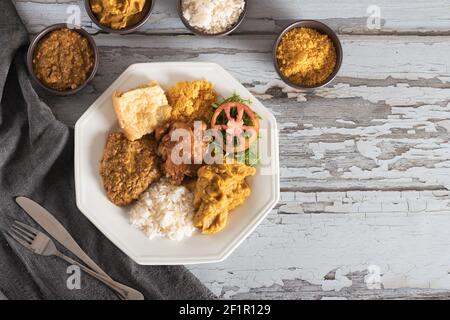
[84,0,154,34]
[27,24,99,95]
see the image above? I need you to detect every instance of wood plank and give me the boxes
[189,190,450,299]
[34,34,450,191]
[13,0,450,35]
[227,271,450,300]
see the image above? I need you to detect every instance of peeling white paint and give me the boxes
[310,140,355,160]
[322,268,353,291]
[365,265,382,289]
[279,102,450,189]
[279,122,298,130]
[318,84,450,106]
[280,166,331,179]
[356,140,381,161]
[336,119,356,125]
[437,120,450,132]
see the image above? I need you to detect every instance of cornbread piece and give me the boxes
[100,132,160,206]
[167,80,217,122]
[193,162,256,234]
[113,82,172,141]
[32,28,94,91]
[276,27,336,87]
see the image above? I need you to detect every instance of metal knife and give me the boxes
[15,196,111,279]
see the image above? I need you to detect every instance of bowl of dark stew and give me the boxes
[27,23,99,95]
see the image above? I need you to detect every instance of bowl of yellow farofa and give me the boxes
[273,20,343,90]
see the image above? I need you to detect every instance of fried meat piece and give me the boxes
[155,122,206,185]
[100,132,160,206]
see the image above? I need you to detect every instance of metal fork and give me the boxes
[7,221,144,300]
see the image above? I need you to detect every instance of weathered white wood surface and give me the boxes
[13,0,450,299]
[13,0,450,34]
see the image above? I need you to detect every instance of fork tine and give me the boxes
[14,221,39,235]
[7,231,32,249]
[10,227,33,243]
[11,224,35,242]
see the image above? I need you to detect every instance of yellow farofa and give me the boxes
[167,80,217,122]
[276,27,337,87]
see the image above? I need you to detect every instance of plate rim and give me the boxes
[74,62,280,265]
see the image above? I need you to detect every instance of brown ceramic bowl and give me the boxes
[84,0,154,34]
[273,20,343,90]
[26,23,99,96]
[177,0,248,36]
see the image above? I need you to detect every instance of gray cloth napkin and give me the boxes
[0,0,214,300]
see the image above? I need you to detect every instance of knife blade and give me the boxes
[15,196,111,279]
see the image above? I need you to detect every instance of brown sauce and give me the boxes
[32,28,95,91]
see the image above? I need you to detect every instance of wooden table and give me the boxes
[14,0,450,299]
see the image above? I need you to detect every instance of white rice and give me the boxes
[129,179,196,241]
[182,0,245,34]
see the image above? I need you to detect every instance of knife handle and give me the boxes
[55,252,144,300]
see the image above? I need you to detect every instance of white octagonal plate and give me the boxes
[75,62,280,265]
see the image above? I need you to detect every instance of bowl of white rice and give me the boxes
[178,0,248,36]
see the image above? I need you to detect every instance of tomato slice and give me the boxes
[210,102,260,152]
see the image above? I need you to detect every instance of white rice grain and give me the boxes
[129,179,196,241]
